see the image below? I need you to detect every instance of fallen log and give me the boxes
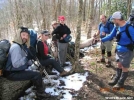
[0,77,31,100]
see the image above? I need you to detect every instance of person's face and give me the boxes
[59,19,65,24]
[42,34,49,41]
[100,16,107,23]
[20,32,29,44]
[52,23,57,29]
[112,19,120,26]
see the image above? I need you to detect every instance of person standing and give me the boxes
[101,11,134,89]
[94,15,114,67]
[52,16,71,67]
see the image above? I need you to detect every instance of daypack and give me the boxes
[0,39,11,76]
[29,29,37,49]
[99,16,114,33]
[67,42,84,58]
[64,34,72,43]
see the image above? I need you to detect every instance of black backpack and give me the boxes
[0,39,11,76]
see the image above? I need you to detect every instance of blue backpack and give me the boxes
[64,34,72,43]
[29,29,37,48]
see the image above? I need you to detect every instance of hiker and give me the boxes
[94,14,114,67]
[51,21,59,47]
[37,30,68,76]
[3,27,51,98]
[52,16,71,67]
[101,11,134,89]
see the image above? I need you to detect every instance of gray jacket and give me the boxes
[5,43,32,71]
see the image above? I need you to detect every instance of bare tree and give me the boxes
[70,0,84,73]
[87,0,94,39]
[127,0,132,19]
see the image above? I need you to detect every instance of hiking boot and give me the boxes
[113,72,128,89]
[60,70,69,77]
[36,91,51,98]
[97,58,105,63]
[106,61,112,67]
[108,68,122,86]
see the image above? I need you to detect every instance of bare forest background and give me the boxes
[0,0,133,40]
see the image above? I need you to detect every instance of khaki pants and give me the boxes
[101,41,112,52]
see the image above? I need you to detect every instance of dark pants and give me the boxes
[4,70,43,92]
[40,58,64,73]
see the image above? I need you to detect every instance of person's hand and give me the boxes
[63,34,67,38]
[93,33,97,38]
[60,37,63,40]
[102,32,106,36]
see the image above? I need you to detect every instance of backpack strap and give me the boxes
[125,24,133,43]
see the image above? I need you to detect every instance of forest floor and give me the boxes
[73,42,134,100]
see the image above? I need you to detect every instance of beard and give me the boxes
[22,38,28,44]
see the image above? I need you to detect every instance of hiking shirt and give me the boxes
[99,21,114,38]
[5,43,31,71]
[52,24,71,43]
[101,23,134,52]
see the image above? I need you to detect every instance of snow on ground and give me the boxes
[20,62,88,100]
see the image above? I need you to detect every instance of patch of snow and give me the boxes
[20,64,88,100]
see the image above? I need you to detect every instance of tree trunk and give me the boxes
[87,0,94,39]
[57,0,62,16]
[70,0,84,73]
[108,0,111,16]
[83,0,87,22]
[127,0,132,19]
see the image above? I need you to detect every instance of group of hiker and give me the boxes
[94,11,134,89]
[0,10,134,99]
[2,16,71,98]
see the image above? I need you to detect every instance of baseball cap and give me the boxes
[41,30,50,35]
[112,11,122,19]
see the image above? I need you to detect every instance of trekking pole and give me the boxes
[21,45,54,85]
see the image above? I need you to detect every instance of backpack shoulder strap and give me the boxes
[99,23,102,30]
[125,24,133,42]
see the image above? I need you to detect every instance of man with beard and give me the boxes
[101,11,134,89]
[4,27,53,98]
[94,15,114,67]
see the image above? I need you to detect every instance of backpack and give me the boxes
[29,29,37,49]
[99,16,114,33]
[0,39,11,76]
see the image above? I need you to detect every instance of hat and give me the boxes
[51,21,58,25]
[58,16,65,21]
[20,27,30,34]
[112,11,122,19]
[41,30,50,35]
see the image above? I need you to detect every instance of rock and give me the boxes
[0,77,31,100]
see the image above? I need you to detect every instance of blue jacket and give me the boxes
[101,23,134,52]
[99,22,114,38]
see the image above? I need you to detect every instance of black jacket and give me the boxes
[37,40,51,60]
[52,24,71,43]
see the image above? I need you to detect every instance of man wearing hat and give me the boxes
[101,11,134,89]
[4,27,52,98]
[52,16,71,67]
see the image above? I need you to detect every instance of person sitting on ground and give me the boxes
[4,27,51,98]
[37,30,68,77]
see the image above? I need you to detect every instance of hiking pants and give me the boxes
[57,42,68,66]
[4,70,43,91]
[40,58,64,73]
